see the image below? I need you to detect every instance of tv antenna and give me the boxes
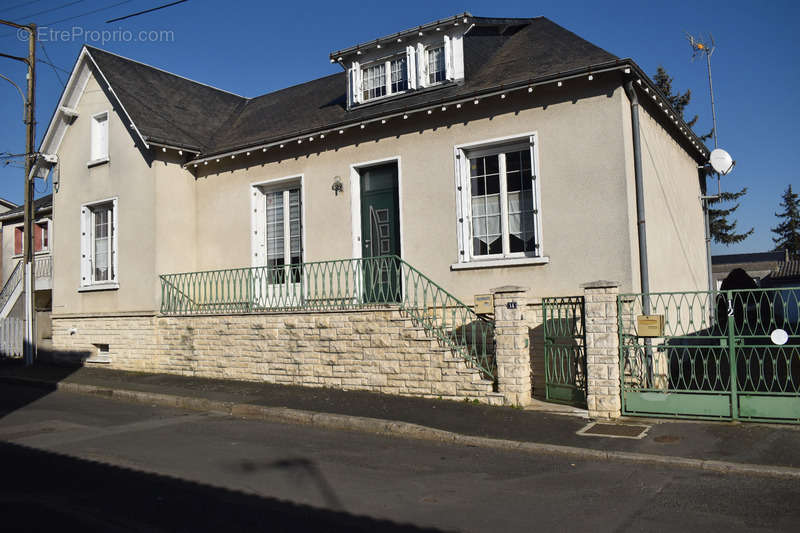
[687,32,718,149]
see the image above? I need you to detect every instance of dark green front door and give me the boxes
[360,163,401,303]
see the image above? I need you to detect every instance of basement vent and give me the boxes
[87,343,111,364]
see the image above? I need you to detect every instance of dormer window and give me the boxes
[341,24,465,108]
[361,55,409,102]
[427,46,446,85]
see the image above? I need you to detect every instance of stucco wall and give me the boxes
[621,92,709,294]
[193,78,635,304]
[53,73,175,315]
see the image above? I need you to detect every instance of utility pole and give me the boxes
[1,19,36,365]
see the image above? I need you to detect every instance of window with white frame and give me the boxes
[253,183,303,284]
[427,46,446,84]
[80,199,118,286]
[456,137,540,262]
[90,111,109,162]
[361,55,409,102]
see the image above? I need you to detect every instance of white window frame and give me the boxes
[250,176,305,307]
[10,218,53,258]
[79,197,118,290]
[89,110,109,166]
[359,54,410,103]
[452,133,548,270]
[348,32,463,106]
[426,44,446,86]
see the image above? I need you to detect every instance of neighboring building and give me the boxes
[761,257,800,288]
[0,194,54,345]
[712,251,787,288]
[0,197,18,280]
[31,14,711,401]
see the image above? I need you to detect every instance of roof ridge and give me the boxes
[84,45,249,100]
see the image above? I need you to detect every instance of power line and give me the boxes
[39,0,133,26]
[0,0,134,38]
[106,0,188,23]
[0,2,43,16]
[38,57,70,74]
[17,0,85,22]
[38,40,64,87]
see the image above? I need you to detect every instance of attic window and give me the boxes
[362,55,408,102]
[90,111,109,164]
[427,46,446,84]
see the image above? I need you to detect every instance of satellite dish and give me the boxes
[709,148,735,175]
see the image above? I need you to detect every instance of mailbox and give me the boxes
[474,294,494,314]
[637,315,665,337]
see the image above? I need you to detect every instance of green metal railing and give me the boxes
[619,288,800,423]
[160,256,496,380]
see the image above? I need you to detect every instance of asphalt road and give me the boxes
[1,384,798,532]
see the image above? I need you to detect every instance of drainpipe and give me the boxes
[624,80,653,386]
[623,81,650,307]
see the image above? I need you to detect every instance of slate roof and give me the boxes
[84,16,619,159]
[712,251,786,265]
[0,194,52,222]
[771,259,800,280]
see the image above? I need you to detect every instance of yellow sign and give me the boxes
[474,294,494,314]
[637,315,665,337]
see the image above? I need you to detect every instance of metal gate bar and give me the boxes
[543,296,587,406]
[618,288,799,424]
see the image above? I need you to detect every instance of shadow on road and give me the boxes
[0,439,445,532]
[0,350,87,421]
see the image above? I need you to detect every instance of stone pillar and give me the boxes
[582,280,621,419]
[492,286,531,406]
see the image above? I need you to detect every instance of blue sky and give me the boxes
[0,0,796,254]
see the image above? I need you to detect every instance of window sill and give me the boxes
[450,256,550,271]
[78,283,119,293]
[87,157,109,168]
[12,251,50,259]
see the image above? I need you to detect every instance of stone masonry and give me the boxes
[51,309,504,405]
[582,281,621,419]
[492,286,532,406]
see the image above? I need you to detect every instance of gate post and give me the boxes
[492,286,531,407]
[582,280,621,419]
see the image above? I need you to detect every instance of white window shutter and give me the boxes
[406,45,417,89]
[416,43,427,88]
[111,198,118,282]
[80,207,91,285]
[451,34,464,80]
[349,61,361,105]
[443,35,454,80]
[250,187,266,267]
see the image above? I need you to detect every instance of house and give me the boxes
[712,250,787,288]
[32,14,711,404]
[0,197,18,282]
[0,194,54,349]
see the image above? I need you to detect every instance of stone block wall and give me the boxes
[582,281,621,418]
[51,309,503,404]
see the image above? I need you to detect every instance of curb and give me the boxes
[3,375,800,480]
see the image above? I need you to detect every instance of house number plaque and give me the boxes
[506,302,518,310]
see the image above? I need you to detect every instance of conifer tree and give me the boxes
[772,185,800,258]
[652,66,752,245]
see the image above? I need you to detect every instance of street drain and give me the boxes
[576,422,650,439]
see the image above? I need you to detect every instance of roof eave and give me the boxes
[186,59,710,168]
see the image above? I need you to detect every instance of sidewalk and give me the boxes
[1,361,799,478]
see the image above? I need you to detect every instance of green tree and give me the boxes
[652,65,752,245]
[708,188,753,245]
[772,185,800,258]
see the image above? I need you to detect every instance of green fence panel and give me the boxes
[618,288,800,424]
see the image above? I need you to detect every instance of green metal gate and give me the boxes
[619,288,800,423]
[542,296,587,406]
